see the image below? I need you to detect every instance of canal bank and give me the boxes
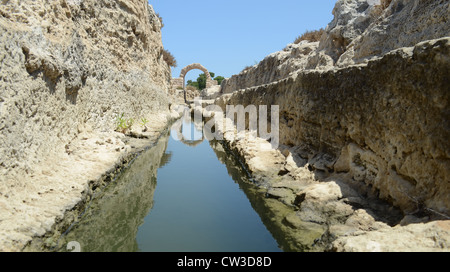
[49,115,291,252]
[39,104,386,252]
[204,96,450,252]
[24,101,450,252]
[22,116,178,252]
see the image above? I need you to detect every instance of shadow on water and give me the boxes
[57,132,171,252]
[58,115,298,252]
[208,141,301,252]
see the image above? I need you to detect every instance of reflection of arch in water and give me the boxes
[170,113,205,147]
[170,104,223,146]
[180,139,203,147]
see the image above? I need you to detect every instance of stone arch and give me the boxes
[177,63,218,102]
[180,63,213,82]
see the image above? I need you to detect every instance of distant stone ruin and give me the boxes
[171,63,218,101]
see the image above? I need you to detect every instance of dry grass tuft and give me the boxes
[294,28,325,44]
[380,0,393,9]
[162,49,177,68]
[186,85,198,91]
[156,13,164,28]
[372,0,393,18]
[241,65,254,73]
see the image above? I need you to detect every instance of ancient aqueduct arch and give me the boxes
[171,63,218,102]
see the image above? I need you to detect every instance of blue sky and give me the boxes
[149,0,336,82]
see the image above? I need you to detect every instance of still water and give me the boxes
[58,117,282,252]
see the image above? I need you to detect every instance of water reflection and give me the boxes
[170,109,204,147]
[57,115,285,252]
[57,133,170,252]
[136,118,281,252]
[208,141,300,252]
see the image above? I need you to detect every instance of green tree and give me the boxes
[197,73,207,90]
[187,72,224,90]
[187,80,199,90]
[214,76,225,85]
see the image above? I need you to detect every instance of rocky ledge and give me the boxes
[207,38,450,252]
[200,0,449,251]
[0,0,177,251]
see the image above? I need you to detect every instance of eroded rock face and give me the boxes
[221,0,382,93]
[220,38,450,217]
[0,0,172,251]
[25,133,171,252]
[316,0,381,65]
[221,41,319,94]
[214,0,450,252]
[0,0,171,172]
[213,0,450,252]
[212,40,450,251]
[331,220,450,252]
[216,0,450,218]
[222,0,450,92]
[338,0,450,66]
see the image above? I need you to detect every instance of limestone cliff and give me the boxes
[214,0,450,250]
[220,41,320,94]
[222,0,450,92]
[219,38,449,216]
[0,0,172,251]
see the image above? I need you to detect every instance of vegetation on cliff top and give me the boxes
[162,49,177,68]
[156,13,164,28]
[293,28,325,44]
[381,0,393,9]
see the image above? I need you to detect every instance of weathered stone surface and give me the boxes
[211,0,449,252]
[338,0,450,66]
[221,41,320,94]
[222,0,450,92]
[201,85,221,100]
[221,0,383,93]
[218,38,450,217]
[212,38,449,251]
[206,102,404,252]
[0,0,173,251]
[332,220,450,252]
[24,132,170,252]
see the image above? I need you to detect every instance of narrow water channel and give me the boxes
[57,116,283,252]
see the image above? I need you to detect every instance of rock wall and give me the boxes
[218,38,449,216]
[337,0,450,66]
[0,0,172,251]
[221,41,319,94]
[0,0,171,172]
[26,132,171,252]
[222,0,450,92]
[216,0,450,217]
